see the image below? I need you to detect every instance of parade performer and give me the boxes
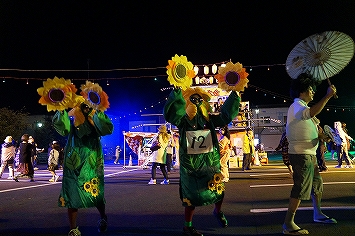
[37,78,113,236]
[164,56,247,236]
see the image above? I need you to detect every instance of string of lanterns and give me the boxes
[2,62,354,114]
[1,61,286,82]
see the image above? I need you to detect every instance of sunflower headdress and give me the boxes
[182,87,212,120]
[37,78,110,112]
[37,77,82,111]
[214,62,249,92]
[80,81,110,112]
[166,54,195,90]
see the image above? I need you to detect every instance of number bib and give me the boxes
[186,130,213,154]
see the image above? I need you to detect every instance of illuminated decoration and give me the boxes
[215,61,249,92]
[204,65,209,75]
[193,65,199,76]
[80,81,110,112]
[195,76,200,84]
[212,64,217,74]
[182,87,212,120]
[37,76,80,112]
[166,54,195,90]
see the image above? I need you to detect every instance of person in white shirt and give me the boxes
[283,73,337,235]
[48,141,60,182]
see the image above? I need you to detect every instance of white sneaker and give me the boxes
[68,226,81,236]
[7,176,14,180]
[160,179,169,185]
[148,179,156,185]
[345,165,353,168]
[54,175,60,182]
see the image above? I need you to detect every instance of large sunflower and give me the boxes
[166,54,195,90]
[80,81,110,112]
[37,77,79,111]
[215,62,249,92]
[182,87,212,120]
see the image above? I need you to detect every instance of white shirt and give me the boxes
[286,98,319,154]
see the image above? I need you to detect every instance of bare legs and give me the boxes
[68,208,78,230]
[184,199,224,225]
[283,197,301,231]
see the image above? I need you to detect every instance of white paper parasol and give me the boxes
[286,31,354,83]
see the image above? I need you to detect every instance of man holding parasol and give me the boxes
[283,31,354,235]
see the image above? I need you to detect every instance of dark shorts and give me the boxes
[289,154,323,200]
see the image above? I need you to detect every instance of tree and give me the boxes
[0,107,29,142]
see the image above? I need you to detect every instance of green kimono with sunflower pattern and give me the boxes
[53,110,113,209]
[164,89,240,207]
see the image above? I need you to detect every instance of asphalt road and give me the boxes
[0,153,354,236]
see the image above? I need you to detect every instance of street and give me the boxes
[0,153,354,236]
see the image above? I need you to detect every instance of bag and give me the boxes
[150,140,161,151]
[48,163,57,171]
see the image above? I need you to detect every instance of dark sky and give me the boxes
[1,1,354,131]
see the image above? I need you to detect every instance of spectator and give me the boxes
[14,134,34,182]
[148,125,170,185]
[334,121,353,168]
[0,136,16,179]
[48,141,60,182]
[114,145,122,164]
[219,126,231,182]
[28,136,44,170]
[275,130,293,175]
[242,127,255,171]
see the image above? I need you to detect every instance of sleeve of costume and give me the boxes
[92,111,114,136]
[219,137,227,150]
[211,91,241,127]
[293,101,311,120]
[52,110,71,136]
[163,89,186,127]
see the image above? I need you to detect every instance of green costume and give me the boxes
[164,89,240,207]
[53,110,113,209]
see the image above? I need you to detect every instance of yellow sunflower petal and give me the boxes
[216,62,249,92]
[166,54,194,90]
[80,81,109,111]
[37,77,78,111]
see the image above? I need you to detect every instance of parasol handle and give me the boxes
[327,78,338,99]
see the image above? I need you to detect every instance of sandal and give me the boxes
[314,217,337,224]
[283,228,309,235]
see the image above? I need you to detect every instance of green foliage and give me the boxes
[0,107,29,142]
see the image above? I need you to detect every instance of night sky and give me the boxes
[1,1,354,132]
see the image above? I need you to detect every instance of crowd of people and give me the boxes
[0,134,64,182]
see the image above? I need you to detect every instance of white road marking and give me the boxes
[251,206,355,213]
[250,181,355,188]
[0,168,140,193]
